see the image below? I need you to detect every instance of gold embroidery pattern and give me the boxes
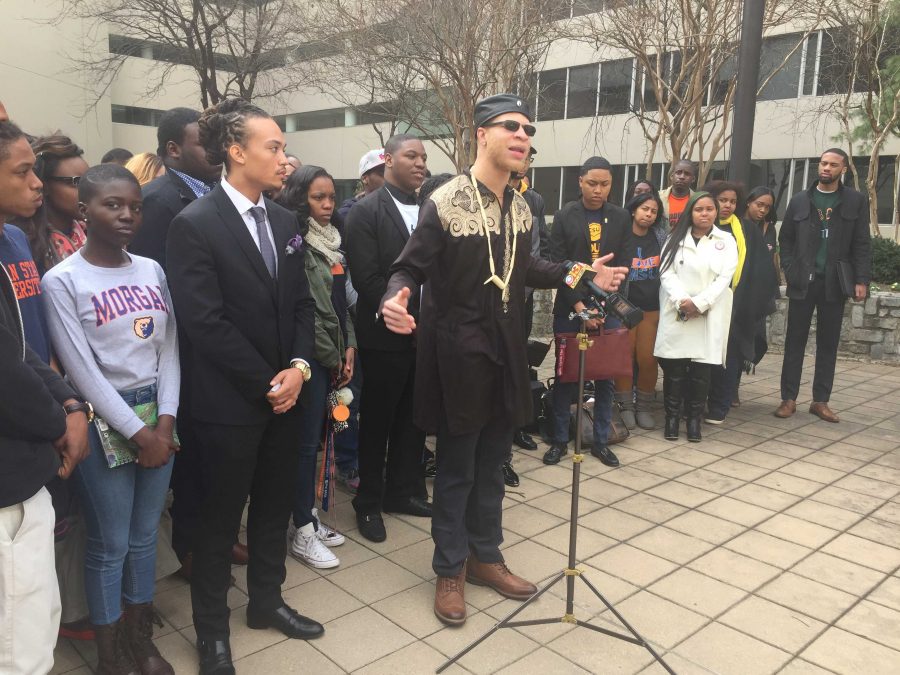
[432,175,531,238]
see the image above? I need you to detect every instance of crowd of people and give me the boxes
[0,89,872,675]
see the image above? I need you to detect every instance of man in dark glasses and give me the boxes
[379,94,628,626]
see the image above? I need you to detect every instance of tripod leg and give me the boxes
[436,571,565,673]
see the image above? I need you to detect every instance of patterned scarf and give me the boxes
[305,217,343,266]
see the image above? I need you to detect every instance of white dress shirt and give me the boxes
[389,194,420,234]
[221,177,278,273]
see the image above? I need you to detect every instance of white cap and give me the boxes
[359,148,385,177]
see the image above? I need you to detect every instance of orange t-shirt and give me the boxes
[668,193,690,229]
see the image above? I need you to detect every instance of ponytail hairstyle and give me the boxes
[198,98,270,169]
[659,191,717,273]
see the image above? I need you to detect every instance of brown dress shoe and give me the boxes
[810,402,839,423]
[466,558,537,600]
[774,400,796,418]
[434,571,466,626]
[231,542,249,565]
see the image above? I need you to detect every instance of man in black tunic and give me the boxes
[380,94,628,626]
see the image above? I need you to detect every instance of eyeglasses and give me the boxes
[46,176,82,186]
[482,120,536,137]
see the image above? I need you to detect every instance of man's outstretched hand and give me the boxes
[383,287,416,334]
[591,253,629,292]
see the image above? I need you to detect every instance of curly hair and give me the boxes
[275,165,332,233]
[198,98,270,168]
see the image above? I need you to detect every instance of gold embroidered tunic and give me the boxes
[384,173,567,436]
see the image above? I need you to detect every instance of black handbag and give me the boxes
[837,261,855,298]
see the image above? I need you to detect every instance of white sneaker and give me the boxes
[312,508,345,547]
[290,522,340,569]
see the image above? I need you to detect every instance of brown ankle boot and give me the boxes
[122,604,174,675]
[434,568,466,625]
[93,621,140,675]
[466,558,537,600]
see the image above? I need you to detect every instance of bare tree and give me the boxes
[310,0,569,170]
[578,0,820,184]
[820,0,900,235]
[58,0,318,109]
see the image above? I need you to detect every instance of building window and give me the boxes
[533,166,563,217]
[758,33,804,101]
[567,63,599,118]
[275,108,346,132]
[561,166,582,206]
[111,104,165,126]
[598,58,634,115]
[748,158,792,216]
[572,0,605,17]
[537,68,567,121]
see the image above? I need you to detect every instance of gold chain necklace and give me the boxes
[470,173,517,311]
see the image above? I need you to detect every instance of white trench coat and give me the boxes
[653,226,738,365]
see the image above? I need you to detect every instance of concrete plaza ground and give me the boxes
[52,355,900,674]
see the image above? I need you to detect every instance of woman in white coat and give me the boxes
[654,191,738,442]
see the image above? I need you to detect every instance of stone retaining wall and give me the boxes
[531,289,900,363]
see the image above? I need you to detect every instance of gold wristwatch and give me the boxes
[290,359,312,382]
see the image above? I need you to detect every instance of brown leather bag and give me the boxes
[555,328,632,383]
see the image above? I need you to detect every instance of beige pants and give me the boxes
[0,487,61,675]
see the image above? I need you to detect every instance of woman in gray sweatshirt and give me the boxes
[42,164,179,675]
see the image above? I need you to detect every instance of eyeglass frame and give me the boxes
[44,176,82,186]
[481,119,537,137]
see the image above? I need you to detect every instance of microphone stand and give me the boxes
[437,307,674,674]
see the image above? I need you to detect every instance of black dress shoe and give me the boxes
[513,429,538,451]
[542,443,567,465]
[197,638,235,675]
[356,512,387,542]
[591,445,620,467]
[383,496,433,518]
[502,461,520,487]
[246,604,324,640]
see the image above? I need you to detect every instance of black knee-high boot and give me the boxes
[687,364,711,442]
[662,363,687,441]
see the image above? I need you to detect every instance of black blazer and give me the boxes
[165,184,316,425]
[549,199,629,316]
[131,171,200,270]
[345,185,420,352]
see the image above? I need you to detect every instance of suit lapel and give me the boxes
[269,204,295,308]
[381,188,410,242]
[212,187,276,294]
[577,203,591,254]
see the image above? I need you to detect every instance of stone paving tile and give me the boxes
[51,359,900,674]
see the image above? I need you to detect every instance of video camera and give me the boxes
[563,262,644,329]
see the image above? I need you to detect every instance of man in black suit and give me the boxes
[344,134,431,543]
[166,99,323,675]
[546,156,629,468]
[128,108,244,578]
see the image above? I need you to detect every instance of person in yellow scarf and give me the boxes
[704,181,778,424]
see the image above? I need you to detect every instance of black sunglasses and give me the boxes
[482,120,536,137]
[45,176,82,186]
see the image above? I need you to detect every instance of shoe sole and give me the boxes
[433,607,467,626]
[318,536,345,548]
[466,575,536,600]
[289,549,340,569]
[704,418,725,425]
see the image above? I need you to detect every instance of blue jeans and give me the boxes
[551,314,617,446]
[334,353,361,474]
[293,359,330,529]
[74,385,174,625]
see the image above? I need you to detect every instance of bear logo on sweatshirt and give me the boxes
[133,317,154,339]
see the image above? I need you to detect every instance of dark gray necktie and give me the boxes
[249,206,276,278]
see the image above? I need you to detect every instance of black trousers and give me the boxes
[190,414,301,639]
[353,348,426,514]
[780,278,845,403]
[170,414,202,561]
[432,416,512,577]
[706,333,743,418]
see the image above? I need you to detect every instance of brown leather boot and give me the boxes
[774,399,796,418]
[122,604,175,675]
[434,569,466,626]
[93,621,140,675]
[466,558,537,600]
[810,402,839,423]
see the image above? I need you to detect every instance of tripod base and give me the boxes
[436,568,674,674]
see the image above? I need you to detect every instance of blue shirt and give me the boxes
[168,168,215,199]
[0,224,51,363]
